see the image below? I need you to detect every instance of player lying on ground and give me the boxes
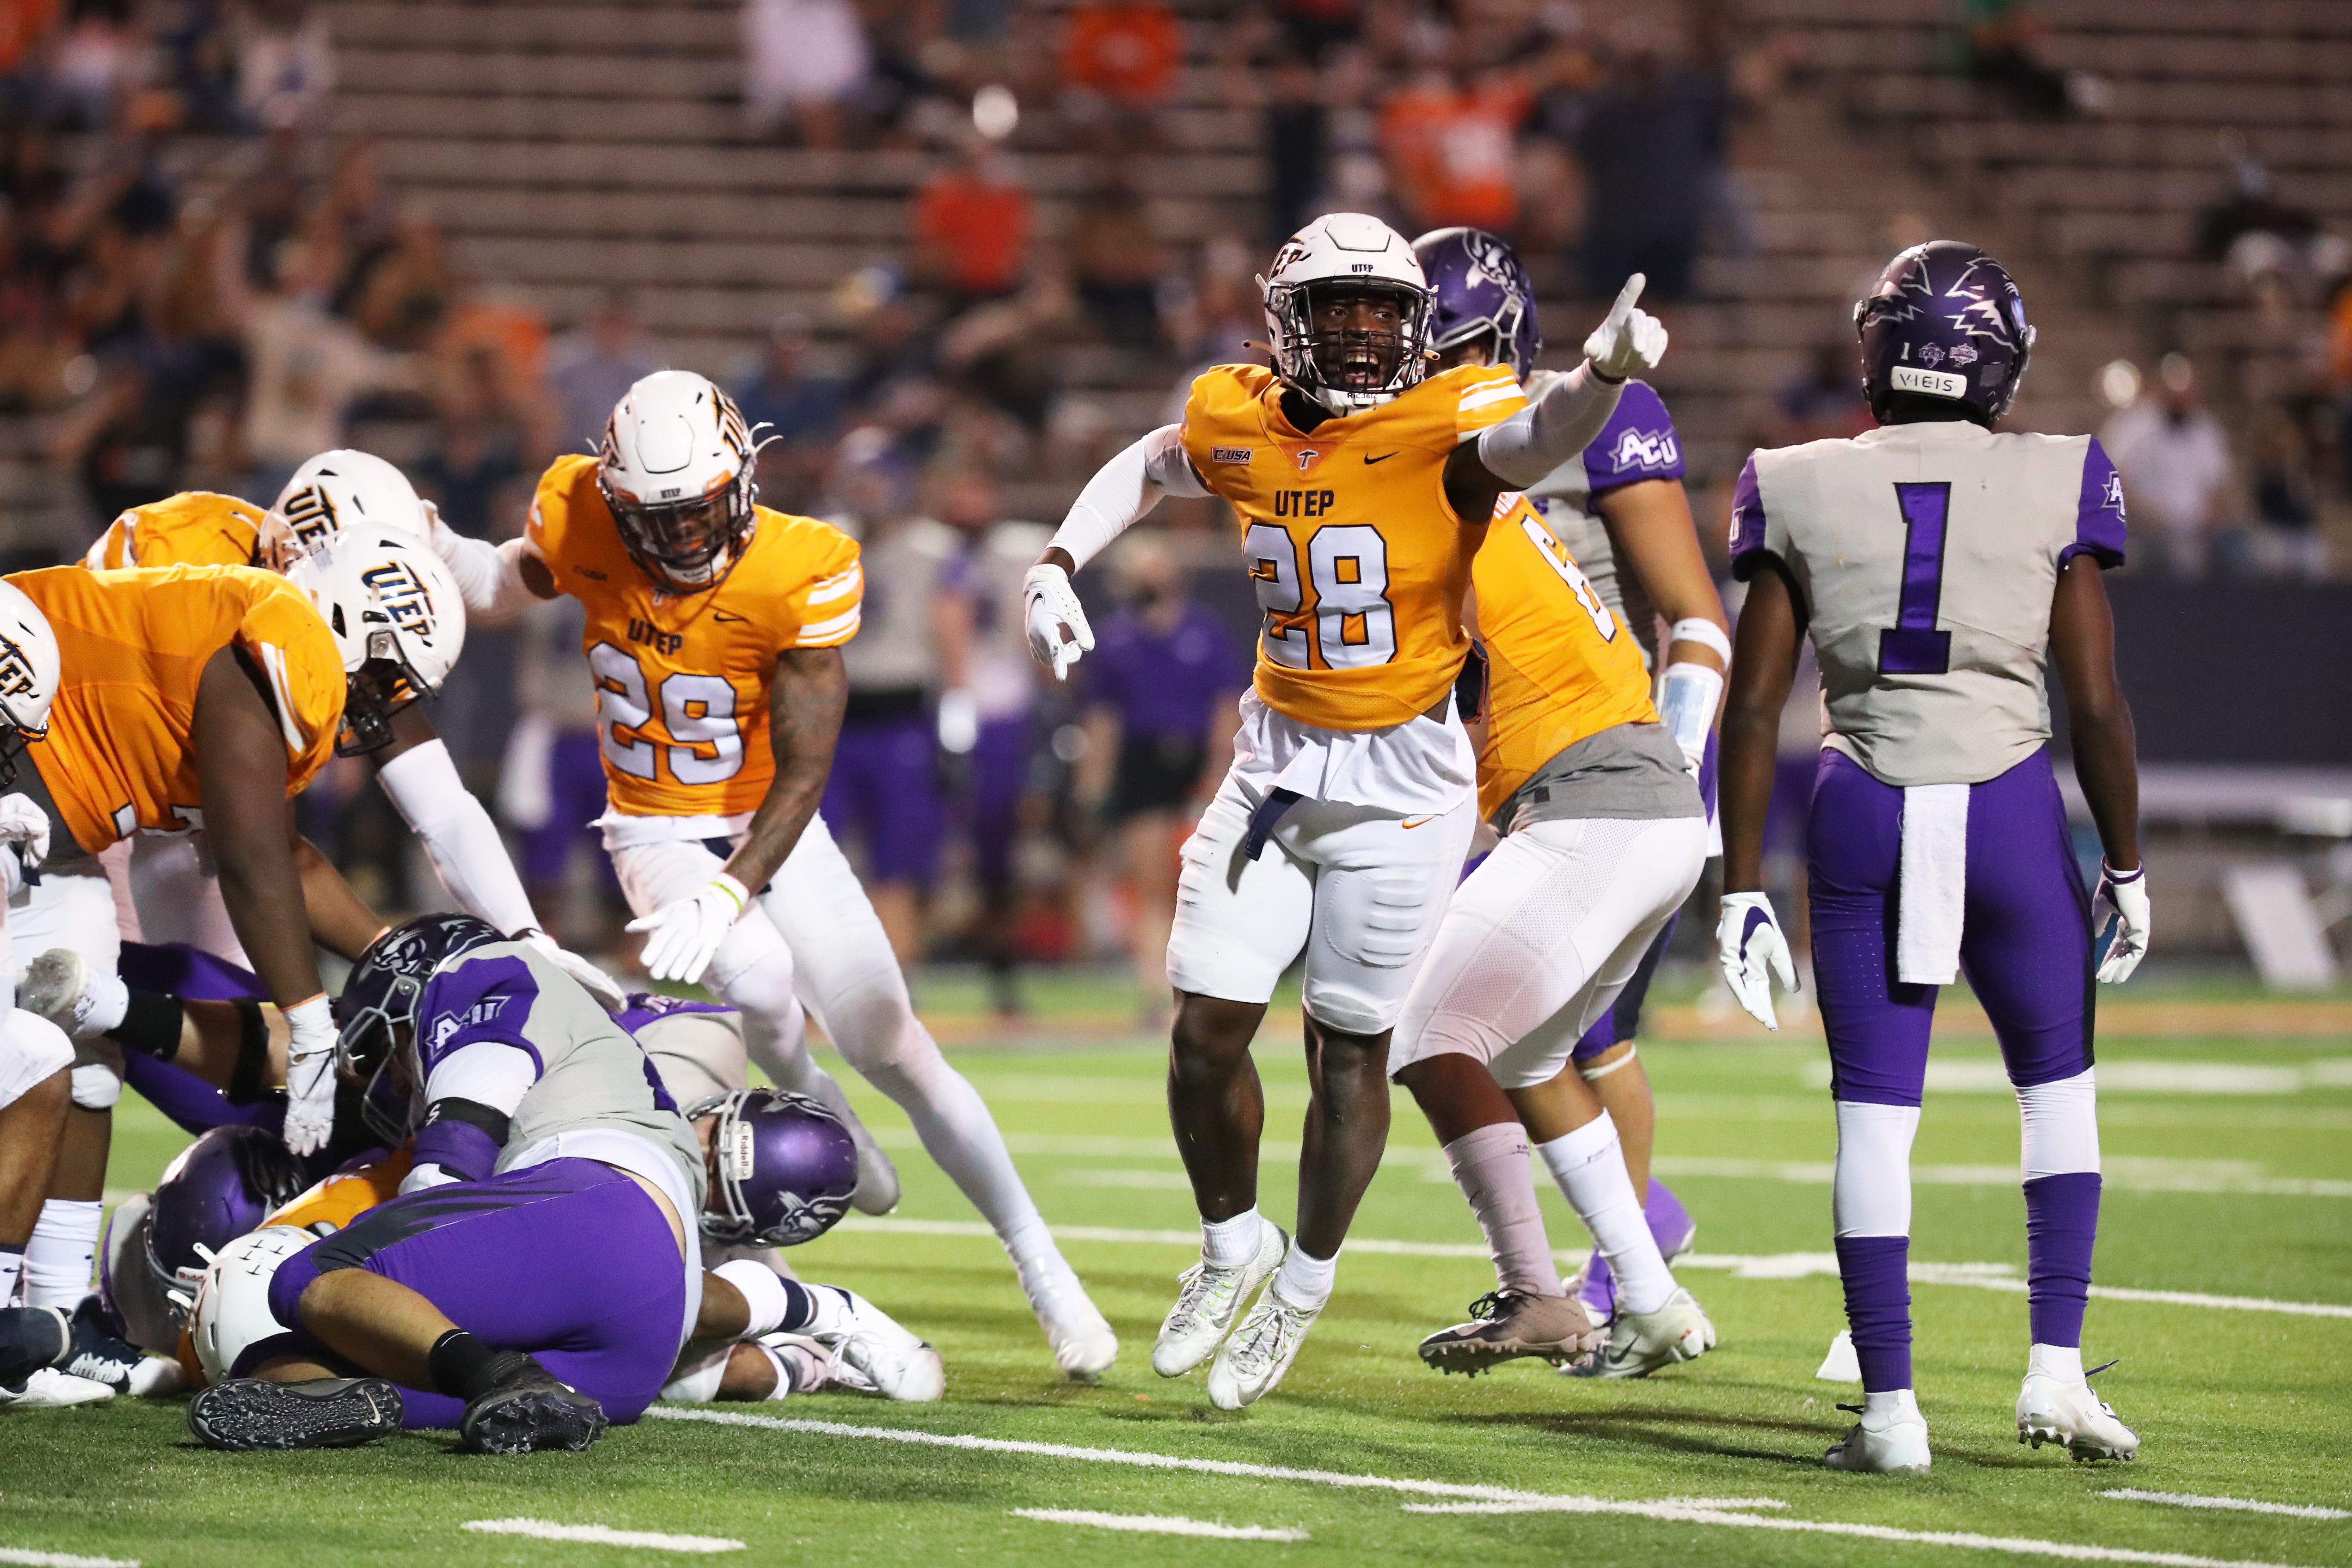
[1399,226,1723,1367]
[428,372,1115,1378]
[75,455,622,1004]
[1421,229,1722,1326]
[1716,240,2148,1473]
[0,545,440,1371]
[1023,211,1666,1406]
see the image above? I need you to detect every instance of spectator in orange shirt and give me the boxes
[1379,64,1531,236]
[1062,0,1181,108]
[911,141,1032,305]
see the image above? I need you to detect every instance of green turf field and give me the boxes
[4,968,2349,1568]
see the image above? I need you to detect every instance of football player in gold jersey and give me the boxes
[429,371,1116,1379]
[1023,211,1667,1406]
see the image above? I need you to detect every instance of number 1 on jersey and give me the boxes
[1879,482,1953,676]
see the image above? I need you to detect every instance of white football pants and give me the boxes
[1166,769,1477,1036]
[1392,815,1709,1088]
[609,813,1057,1264]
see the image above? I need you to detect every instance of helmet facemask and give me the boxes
[1266,278,1433,415]
[600,459,759,597]
[334,971,422,1147]
[335,629,435,758]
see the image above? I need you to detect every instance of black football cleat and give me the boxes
[457,1353,606,1455]
[189,1377,404,1451]
[58,1298,150,1393]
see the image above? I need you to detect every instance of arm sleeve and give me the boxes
[435,527,546,618]
[374,738,541,934]
[2062,436,2128,570]
[1474,362,1626,489]
[1047,424,1207,573]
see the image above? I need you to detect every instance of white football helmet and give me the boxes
[599,369,763,594]
[0,579,59,787]
[285,529,467,756]
[189,1224,313,1384]
[1259,212,1436,415]
[262,449,432,570]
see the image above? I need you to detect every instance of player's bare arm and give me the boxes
[1717,564,1804,899]
[291,835,389,959]
[1597,479,1730,670]
[2049,557,2139,875]
[714,646,848,898]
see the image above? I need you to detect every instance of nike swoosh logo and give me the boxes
[1401,814,1439,829]
[1365,452,1399,465]
[713,610,749,622]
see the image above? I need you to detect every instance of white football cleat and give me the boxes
[1152,1219,1286,1378]
[1568,1286,1715,1379]
[17,947,92,1035]
[1018,1253,1117,1382]
[807,1287,943,1403]
[1825,1393,1932,1473]
[1206,1281,1321,1410]
[2018,1372,2139,1461]
[0,1367,115,1408]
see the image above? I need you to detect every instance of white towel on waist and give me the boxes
[1896,783,1969,986]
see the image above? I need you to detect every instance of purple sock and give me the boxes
[2024,1171,2101,1346]
[1577,1179,1697,1318]
[1835,1234,1912,1392]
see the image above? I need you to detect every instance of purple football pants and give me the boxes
[269,1158,687,1428]
[1810,746,2101,1390]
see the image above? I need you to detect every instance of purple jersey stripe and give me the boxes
[417,955,544,1076]
[1728,453,1768,574]
[2067,435,2128,568]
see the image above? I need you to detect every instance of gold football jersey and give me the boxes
[1180,362,1526,730]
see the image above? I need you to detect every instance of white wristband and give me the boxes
[1666,616,1733,666]
[714,1259,791,1339]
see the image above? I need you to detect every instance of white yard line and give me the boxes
[835,1218,2352,1318]
[461,1520,743,1553]
[2101,1491,2350,1522]
[1010,1510,1308,1541]
[646,1410,2323,1568]
[0,1552,138,1568]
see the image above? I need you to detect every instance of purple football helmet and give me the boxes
[1412,226,1543,381]
[690,1088,859,1247]
[1854,239,2036,426]
[145,1126,307,1303]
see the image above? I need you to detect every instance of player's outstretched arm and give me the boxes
[193,645,339,1151]
[628,646,847,984]
[1445,274,1669,526]
[2050,555,2148,981]
[1715,561,1804,1029]
[292,836,389,959]
[429,514,561,619]
[1027,424,1208,681]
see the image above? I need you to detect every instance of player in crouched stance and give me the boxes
[1026,212,1665,1407]
[161,916,936,1453]
[1717,242,2147,1472]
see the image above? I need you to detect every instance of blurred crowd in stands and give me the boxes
[0,0,2346,995]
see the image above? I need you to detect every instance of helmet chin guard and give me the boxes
[1259,212,1435,416]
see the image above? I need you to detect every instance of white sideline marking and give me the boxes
[461,1519,743,1553]
[646,1410,2323,1568]
[0,1551,139,1568]
[2103,1491,2351,1522]
[836,1218,2352,1318]
[1011,1510,1308,1542]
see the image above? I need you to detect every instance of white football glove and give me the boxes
[1717,891,1798,1032]
[2094,861,2150,984]
[280,994,338,1156]
[1583,273,1670,381]
[1023,563,1093,683]
[0,791,50,868]
[523,928,626,1011]
[626,872,750,985]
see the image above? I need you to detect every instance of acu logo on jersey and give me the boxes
[1608,428,1679,472]
[429,995,508,1054]
[2101,471,2127,521]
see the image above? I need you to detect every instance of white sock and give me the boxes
[1200,1207,1265,1269]
[713,1259,792,1339]
[23,1199,100,1308]
[861,1039,1057,1265]
[1536,1113,1675,1316]
[1863,1388,1921,1425]
[81,974,129,1036]
[0,1243,20,1306]
[2029,1343,2084,1383]
[1272,1244,1336,1311]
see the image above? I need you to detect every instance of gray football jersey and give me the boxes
[1730,421,2127,787]
[416,940,708,1215]
[1519,370,1690,668]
